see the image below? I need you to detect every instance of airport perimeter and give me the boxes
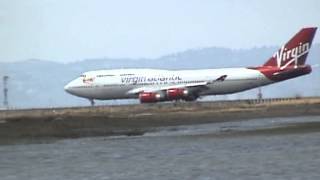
[1,97,320,144]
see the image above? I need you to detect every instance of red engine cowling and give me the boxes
[139,92,161,103]
[167,88,188,100]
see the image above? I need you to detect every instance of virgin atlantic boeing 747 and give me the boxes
[65,27,317,105]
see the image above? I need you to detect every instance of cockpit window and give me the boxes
[80,75,86,77]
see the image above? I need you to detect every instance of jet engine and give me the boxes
[139,92,163,103]
[166,88,189,100]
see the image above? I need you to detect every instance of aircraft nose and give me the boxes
[64,79,79,95]
[64,77,86,96]
[64,82,73,94]
[64,83,71,93]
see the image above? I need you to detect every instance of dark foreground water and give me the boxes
[1,116,320,180]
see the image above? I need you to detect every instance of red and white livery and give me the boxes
[65,27,317,105]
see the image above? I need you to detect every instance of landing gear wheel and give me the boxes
[89,99,95,106]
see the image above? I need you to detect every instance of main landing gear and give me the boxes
[89,99,95,106]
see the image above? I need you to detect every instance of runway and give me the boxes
[0,97,320,144]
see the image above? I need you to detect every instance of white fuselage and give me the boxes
[63,27,316,103]
[64,68,272,100]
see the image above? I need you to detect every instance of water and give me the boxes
[1,116,320,180]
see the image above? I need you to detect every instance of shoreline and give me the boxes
[1,97,320,144]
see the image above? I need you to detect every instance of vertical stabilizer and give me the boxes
[263,27,317,69]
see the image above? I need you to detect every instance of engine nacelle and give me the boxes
[139,92,162,103]
[166,88,189,100]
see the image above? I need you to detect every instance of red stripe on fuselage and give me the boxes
[248,65,312,82]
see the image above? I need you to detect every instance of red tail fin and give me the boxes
[263,27,317,69]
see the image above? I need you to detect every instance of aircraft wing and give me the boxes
[126,81,208,94]
[126,75,227,95]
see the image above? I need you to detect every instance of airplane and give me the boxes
[64,27,317,106]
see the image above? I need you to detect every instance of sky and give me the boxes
[0,0,320,63]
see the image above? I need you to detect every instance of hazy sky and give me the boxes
[1,0,319,62]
